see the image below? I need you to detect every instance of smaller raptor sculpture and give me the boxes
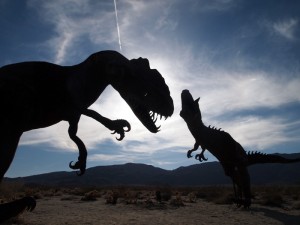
[180,89,300,208]
[0,50,174,221]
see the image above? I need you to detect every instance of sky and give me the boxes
[1,0,300,178]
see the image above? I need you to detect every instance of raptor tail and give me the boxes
[247,151,300,166]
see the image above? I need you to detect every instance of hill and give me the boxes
[6,153,300,187]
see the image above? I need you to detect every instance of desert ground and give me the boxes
[1,185,300,225]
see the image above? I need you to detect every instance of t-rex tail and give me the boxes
[0,197,36,222]
[247,151,300,166]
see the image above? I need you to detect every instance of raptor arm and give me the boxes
[187,141,200,158]
[195,146,208,162]
[82,109,131,141]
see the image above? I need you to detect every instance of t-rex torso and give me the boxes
[1,53,117,130]
[0,50,174,221]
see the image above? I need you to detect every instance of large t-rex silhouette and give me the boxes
[180,89,300,208]
[0,50,174,222]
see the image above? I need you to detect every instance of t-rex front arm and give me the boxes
[68,109,131,175]
[82,109,131,140]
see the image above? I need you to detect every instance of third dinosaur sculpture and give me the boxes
[0,50,174,221]
[180,89,300,208]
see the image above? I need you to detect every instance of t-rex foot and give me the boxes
[195,153,208,162]
[69,160,86,176]
[0,197,36,223]
[234,198,251,209]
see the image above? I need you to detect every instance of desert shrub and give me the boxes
[61,195,78,201]
[155,190,172,202]
[169,193,185,207]
[293,201,300,210]
[213,192,235,205]
[252,185,300,208]
[187,192,197,203]
[155,186,172,202]
[123,190,140,204]
[193,186,233,204]
[105,190,119,204]
[0,181,25,201]
[81,190,101,201]
[260,192,285,207]
[68,187,87,196]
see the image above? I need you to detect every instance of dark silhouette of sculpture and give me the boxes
[180,89,300,208]
[0,50,174,221]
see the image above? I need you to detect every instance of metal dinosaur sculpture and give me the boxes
[180,89,300,208]
[0,50,174,222]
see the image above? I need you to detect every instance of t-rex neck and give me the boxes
[66,50,129,110]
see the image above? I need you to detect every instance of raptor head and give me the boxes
[110,57,174,133]
[180,89,202,122]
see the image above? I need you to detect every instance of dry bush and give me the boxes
[187,192,197,203]
[169,193,185,207]
[252,185,300,208]
[192,186,233,205]
[0,181,25,201]
[67,187,89,196]
[105,190,119,204]
[259,192,285,207]
[292,201,300,210]
[155,189,172,202]
[81,190,101,201]
[124,190,139,204]
[61,195,78,201]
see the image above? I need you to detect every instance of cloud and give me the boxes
[27,0,118,64]
[219,116,300,150]
[273,18,298,40]
[18,0,300,169]
[189,0,240,12]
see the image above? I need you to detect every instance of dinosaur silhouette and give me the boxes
[0,50,174,221]
[180,89,300,208]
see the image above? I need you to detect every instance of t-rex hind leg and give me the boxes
[222,163,251,208]
[232,166,251,208]
[0,129,36,222]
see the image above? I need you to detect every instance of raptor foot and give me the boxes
[110,119,131,141]
[187,149,194,158]
[195,153,208,162]
[69,160,86,176]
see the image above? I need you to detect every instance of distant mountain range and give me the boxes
[5,153,300,187]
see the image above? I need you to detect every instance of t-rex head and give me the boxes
[110,57,174,133]
[180,89,201,123]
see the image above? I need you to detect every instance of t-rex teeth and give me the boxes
[154,113,158,122]
[156,125,161,131]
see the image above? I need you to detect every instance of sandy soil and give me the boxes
[3,195,300,225]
